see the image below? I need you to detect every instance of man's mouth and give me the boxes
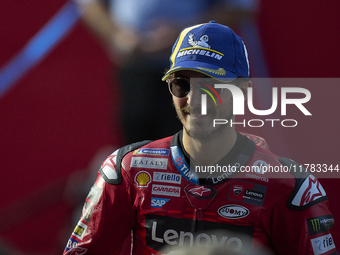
[182,106,208,118]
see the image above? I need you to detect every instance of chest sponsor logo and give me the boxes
[211,171,234,184]
[311,234,335,255]
[135,171,152,187]
[130,157,168,170]
[233,185,243,196]
[244,189,264,199]
[218,205,249,219]
[153,172,181,184]
[72,221,87,240]
[185,185,217,210]
[291,175,327,207]
[145,214,253,253]
[152,185,180,197]
[307,215,335,236]
[245,173,269,182]
[186,186,214,198]
[151,221,242,251]
[228,180,267,207]
[151,197,170,208]
[134,148,170,156]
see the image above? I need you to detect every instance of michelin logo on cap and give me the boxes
[176,33,224,61]
[188,33,211,48]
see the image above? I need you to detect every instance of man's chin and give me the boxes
[185,125,223,142]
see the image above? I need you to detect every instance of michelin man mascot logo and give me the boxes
[188,33,211,49]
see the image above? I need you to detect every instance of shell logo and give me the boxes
[134,171,151,187]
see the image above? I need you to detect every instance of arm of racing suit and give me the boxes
[63,152,136,255]
[261,158,336,255]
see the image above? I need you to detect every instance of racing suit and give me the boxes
[64,131,336,255]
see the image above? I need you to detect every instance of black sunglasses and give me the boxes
[167,77,224,98]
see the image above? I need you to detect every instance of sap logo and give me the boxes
[311,234,335,255]
[151,222,242,251]
[151,198,170,208]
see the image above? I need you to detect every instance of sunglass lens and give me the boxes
[171,78,190,98]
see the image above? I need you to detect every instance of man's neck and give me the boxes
[182,127,237,166]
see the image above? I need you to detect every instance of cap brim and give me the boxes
[161,61,238,82]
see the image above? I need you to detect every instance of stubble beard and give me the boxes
[174,103,233,142]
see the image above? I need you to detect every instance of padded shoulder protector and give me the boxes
[99,140,153,185]
[279,157,328,211]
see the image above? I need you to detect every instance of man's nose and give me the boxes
[186,87,202,107]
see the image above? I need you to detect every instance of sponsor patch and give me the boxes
[130,157,168,170]
[218,205,249,219]
[188,33,211,49]
[228,180,267,207]
[145,214,254,254]
[252,160,269,174]
[311,234,335,255]
[153,172,181,184]
[184,185,217,210]
[133,148,170,156]
[72,221,87,240]
[307,215,335,236]
[64,237,80,252]
[135,171,152,187]
[86,184,102,205]
[81,201,94,223]
[233,185,243,196]
[151,197,170,208]
[170,146,198,184]
[245,173,269,182]
[187,186,214,197]
[152,184,181,197]
[291,175,327,207]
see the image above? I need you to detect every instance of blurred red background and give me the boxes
[0,0,339,254]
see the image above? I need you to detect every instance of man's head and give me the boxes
[163,21,251,141]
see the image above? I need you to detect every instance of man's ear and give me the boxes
[239,80,253,101]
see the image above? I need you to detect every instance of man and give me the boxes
[64,21,336,254]
[75,0,258,144]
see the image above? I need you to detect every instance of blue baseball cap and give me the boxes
[162,21,250,81]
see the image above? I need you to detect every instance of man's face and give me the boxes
[170,70,235,141]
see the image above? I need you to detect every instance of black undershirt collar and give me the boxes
[174,130,253,185]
